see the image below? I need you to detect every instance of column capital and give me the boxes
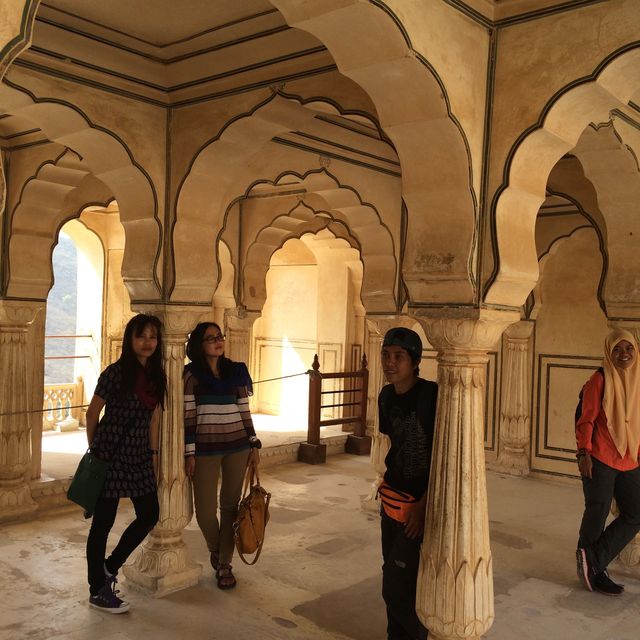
[413,308,519,353]
[0,299,44,328]
[132,303,210,336]
[504,318,534,341]
[224,305,260,330]
[365,314,411,337]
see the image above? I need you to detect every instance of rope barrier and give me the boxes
[0,370,312,418]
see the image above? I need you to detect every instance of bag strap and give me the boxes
[241,457,261,496]
[235,491,271,566]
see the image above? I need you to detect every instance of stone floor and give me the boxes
[2,455,640,640]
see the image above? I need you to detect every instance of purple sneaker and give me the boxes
[89,581,130,614]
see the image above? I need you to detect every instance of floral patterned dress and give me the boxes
[90,363,157,498]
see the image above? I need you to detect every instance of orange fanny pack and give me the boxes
[377,481,418,524]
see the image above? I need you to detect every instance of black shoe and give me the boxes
[592,569,624,596]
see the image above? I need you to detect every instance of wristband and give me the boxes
[249,436,262,450]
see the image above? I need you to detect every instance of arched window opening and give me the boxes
[250,230,365,441]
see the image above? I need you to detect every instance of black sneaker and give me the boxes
[592,570,624,596]
[89,582,130,614]
[576,547,593,591]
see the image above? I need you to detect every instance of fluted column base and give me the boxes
[493,444,529,476]
[123,529,201,597]
[0,477,37,522]
[618,535,640,570]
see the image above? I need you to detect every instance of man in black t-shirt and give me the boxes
[378,327,437,640]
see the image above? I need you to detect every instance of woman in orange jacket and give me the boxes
[576,328,640,595]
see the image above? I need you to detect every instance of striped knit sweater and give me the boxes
[183,363,256,456]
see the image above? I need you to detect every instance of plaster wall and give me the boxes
[531,228,609,476]
[384,0,490,198]
[314,244,361,368]
[535,229,606,354]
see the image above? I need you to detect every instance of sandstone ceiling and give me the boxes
[14,0,331,106]
[0,0,392,168]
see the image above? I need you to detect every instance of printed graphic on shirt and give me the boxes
[388,406,429,480]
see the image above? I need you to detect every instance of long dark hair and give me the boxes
[119,313,167,408]
[186,322,234,379]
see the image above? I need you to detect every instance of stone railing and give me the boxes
[42,377,85,432]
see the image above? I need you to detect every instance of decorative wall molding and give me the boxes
[532,353,601,477]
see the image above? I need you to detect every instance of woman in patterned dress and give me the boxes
[184,322,261,590]
[84,314,167,613]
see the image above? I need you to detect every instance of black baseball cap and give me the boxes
[382,327,422,361]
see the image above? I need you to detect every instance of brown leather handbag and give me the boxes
[233,459,271,565]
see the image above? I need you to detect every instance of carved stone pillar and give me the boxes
[362,315,409,509]
[415,309,518,640]
[123,305,208,596]
[495,321,534,476]
[224,306,260,365]
[0,300,42,522]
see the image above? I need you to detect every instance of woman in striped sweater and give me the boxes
[184,322,261,589]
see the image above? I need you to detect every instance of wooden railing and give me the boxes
[43,377,85,431]
[299,354,371,464]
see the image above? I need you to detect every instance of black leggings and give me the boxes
[579,458,640,574]
[381,510,428,640]
[86,492,159,595]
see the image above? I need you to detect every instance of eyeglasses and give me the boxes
[203,334,225,344]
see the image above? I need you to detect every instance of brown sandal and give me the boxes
[216,564,236,590]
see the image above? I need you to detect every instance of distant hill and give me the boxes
[45,233,77,384]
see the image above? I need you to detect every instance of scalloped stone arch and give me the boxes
[486,47,640,308]
[5,149,112,298]
[573,122,640,315]
[173,95,320,302]
[269,0,477,305]
[243,193,396,312]
[530,226,603,320]
[173,95,399,306]
[0,81,161,299]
